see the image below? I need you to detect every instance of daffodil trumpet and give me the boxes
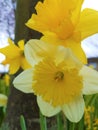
[26,0,98,64]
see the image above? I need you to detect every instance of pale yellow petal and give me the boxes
[13,68,34,93]
[54,46,83,68]
[80,66,98,95]
[62,95,85,122]
[25,39,56,66]
[0,94,8,107]
[77,9,98,40]
[37,96,61,117]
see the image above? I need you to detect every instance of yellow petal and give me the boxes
[37,96,61,117]
[13,68,34,93]
[41,35,87,64]
[66,40,87,64]
[8,38,14,45]
[71,0,84,25]
[2,58,10,65]
[77,9,98,40]
[0,43,20,59]
[80,66,98,95]
[18,40,24,50]
[0,94,8,107]
[62,95,85,122]
[9,58,20,74]
[21,57,31,70]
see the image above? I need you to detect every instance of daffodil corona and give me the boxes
[26,0,98,64]
[13,40,98,122]
[0,38,31,74]
[33,58,83,106]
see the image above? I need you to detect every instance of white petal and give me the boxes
[0,94,8,107]
[62,96,85,122]
[13,68,34,93]
[80,66,98,94]
[25,39,56,66]
[37,96,61,117]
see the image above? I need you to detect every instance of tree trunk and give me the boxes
[15,0,42,42]
[4,0,42,130]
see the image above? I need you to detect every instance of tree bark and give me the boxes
[4,0,42,130]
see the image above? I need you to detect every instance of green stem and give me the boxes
[57,112,64,130]
[78,117,84,130]
[69,122,75,130]
[40,111,47,130]
[20,115,27,130]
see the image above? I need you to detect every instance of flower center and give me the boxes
[54,71,64,81]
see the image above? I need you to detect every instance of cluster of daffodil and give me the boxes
[1,0,98,129]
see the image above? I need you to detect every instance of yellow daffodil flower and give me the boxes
[13,39,98,122]
[0,38,31,74]
[26,0,98,64]
[0,94,8,107]
[3,74,10,86]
